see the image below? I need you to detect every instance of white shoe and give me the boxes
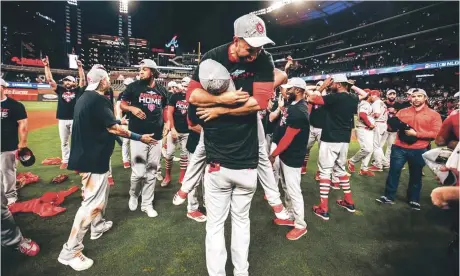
[274,207,291,220]
[141,207,158,218]
[7,197,17,206]
[173,156,180,162]
[90,221,113,240]
[172,190,187,206]
[58,253,94,271]
[128,196,138,211]
[156,171,164,181]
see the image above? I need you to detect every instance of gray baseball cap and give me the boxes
[412,88,427,97]
[281,78,307,90]
[234,14,275,48]
[86,68,109,91]
[63,75,76,82]
[199,59,236,95]
[139,59,158,69]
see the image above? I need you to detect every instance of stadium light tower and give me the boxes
[67,0,77,6]
[119,0,128,14]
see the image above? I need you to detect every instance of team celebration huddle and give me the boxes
[2,5,459,276]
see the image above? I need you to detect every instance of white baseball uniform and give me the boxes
[350,100,375,170]
[371,99,388,169]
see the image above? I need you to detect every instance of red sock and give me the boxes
[179,169,186,184]
[344,192,354,204]
[320,197,329,212]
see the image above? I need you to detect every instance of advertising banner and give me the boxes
[4,88,38,101]
[38,94,58,102]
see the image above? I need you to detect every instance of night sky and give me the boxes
[1,1,266,53]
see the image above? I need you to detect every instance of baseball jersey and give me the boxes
[55,85,84,120]
[385,100,404,119]
[1,97,27,152]
[371,99,388,122]
[320,92,359,143]
[356,100,374,128]
[309,103,327,129]
[68,90,117,173]
[276,99,310,168]
[191,43,274,169]
[272,106,288,144]
[121,80,168,140]
[168,92,189,134]
[104,88,115,107]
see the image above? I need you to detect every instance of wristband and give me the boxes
[129,132,142,141]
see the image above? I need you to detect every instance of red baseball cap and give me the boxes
[370,90,381,97]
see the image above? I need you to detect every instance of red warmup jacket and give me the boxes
[395,105,442,150]
[437,109,460,142]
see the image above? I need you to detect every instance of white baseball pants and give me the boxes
[165,132,189,160]
[204,165,257,276]
[59,172,110,260]
[187,150,205,212]
[121,125,130,163]
[58,119,73,163]
[350,128,374,170]
[318,141,349,180]
[372,122,387,169]
[129,140,162,209]
[1,173,23,247]
[279,160,306,228]
[1,151,17,204]
[307,126,322,152]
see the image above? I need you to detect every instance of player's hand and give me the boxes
[369,125,375,130]
[18,142,27,149]
[162,125,170,137]
[217,88,249,105]
[323,77,333,87]
[120,116,128,125]
[197,106,226,122]
[130,107,146,120]
[140,134,157,145]
[76,59,83,67]
[431,187,451,209]
[278,94,284,108]
[267,100,274,110]
[42,56,49,67]
[405,128,417,137]
[171,128,178,140]
[269,155,276,165]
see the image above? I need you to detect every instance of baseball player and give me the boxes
[382,89,404,168]
[162,77,190,186]
[306,75,368,220]
[269,78,310,240]
[120,59,168,218]
[347,90,376,176]
[184,14,276,276]
[174,65,290,222]
[116,78,135,168]
[0,78,28,205]
[42,56,86,169]
[58,67,155,271]
[302,80,328,179]
[367,90,388,172]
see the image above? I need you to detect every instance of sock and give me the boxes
[319,179,331,211]
[339,176,354,204]
[165,158,173,180]
[303,152,309,169]
[179,155,188,183]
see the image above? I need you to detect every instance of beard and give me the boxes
[287,92,296,102]
[139,76,153,85]
[330,87,339,93]
[388,98,396,102]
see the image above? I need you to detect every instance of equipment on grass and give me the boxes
[51,174,69,184]
[16,172,40,189]
[16,147,36,167]
[42,157,62,165]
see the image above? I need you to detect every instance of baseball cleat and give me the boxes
[173,190,188,205]
[376,196,394,205]
[347,160,355,173]
[173,156,180,162]
[187,211,207,222]
[312,206,330,221]
[108,177,114,186]
[330,182,340,190]
[58,253,93,271]
[359,169,375,176]
[161,178,171,187]
[90,221,113,240]
[123,162,131,169]
[141,207,158,218]
[383,164,390,169]
[272,204,291,220]
[18,238,40,257]
[409,201,421,211]
[286,228,307,240]
[156,171,164,181]
[60,163,68,170]
[128,196,139,211]
[273,218,294,226]
[368,165,383,172]
[336,199,356,213]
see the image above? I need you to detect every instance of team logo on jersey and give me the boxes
[1,108,9,119]
[176,100,189,115]
[280,108,288,126]
[139,91,164,112]
[62,91,75,103]
[147,104,156,112]
[231,69,245,78]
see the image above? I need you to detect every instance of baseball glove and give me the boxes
[51,174,69,184]
[42,157,62,165]
[16,172,40,189]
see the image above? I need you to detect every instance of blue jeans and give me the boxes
[384,145,427,203]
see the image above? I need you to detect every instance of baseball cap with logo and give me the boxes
[386,89,397,95]
[199,59,236,95]
[63,76,76,83]
[139,59,158,69]
[86,68,109,91]
[370,90,381,97]
[234,14,275,48]
[281,78,307,90]
[0,78,8,87]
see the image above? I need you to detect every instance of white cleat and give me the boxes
[90,221,113,240]
[156,171,164,181]
[141,207,158,218]
[128,196,138,211]
[58,253,94,271]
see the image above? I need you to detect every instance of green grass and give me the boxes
[1,107,456,276]
[20,101,57,112]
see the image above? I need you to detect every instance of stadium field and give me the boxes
[1,101,455,276]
